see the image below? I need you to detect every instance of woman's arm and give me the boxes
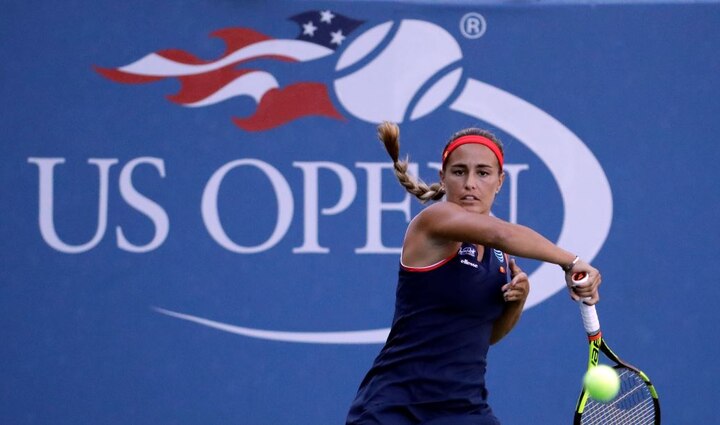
[491,259,529,344]
[420,202,573,264]
[414,202,602,303]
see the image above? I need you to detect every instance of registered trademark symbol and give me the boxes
[460,12,487,39]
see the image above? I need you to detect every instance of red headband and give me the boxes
[442,135,504,168]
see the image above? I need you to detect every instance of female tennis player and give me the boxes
[345,123,601,425]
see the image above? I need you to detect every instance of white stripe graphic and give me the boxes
[183,71,279,107]
[120,40,334,77]
[153,307,390,344]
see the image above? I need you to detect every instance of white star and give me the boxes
[319,10,335,24]
[303,21,318,36]
[330,29,346,46]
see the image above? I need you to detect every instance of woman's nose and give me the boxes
[464,176,476,189]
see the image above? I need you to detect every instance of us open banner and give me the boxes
[2,1,718,424]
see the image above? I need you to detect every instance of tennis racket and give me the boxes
[572,272,660,424]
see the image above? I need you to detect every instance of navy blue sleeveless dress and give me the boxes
[346,243,509,425]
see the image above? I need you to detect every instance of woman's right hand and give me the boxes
[564,258,601,305]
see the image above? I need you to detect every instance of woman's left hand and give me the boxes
[502,258,529,303]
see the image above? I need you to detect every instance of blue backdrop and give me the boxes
[2,1,719,424]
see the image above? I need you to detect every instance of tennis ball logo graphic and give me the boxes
[334,20,463,124]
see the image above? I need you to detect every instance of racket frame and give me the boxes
[573,330,661,424]
[572,274,660,424]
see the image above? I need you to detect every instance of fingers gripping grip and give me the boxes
[572,272,600,335]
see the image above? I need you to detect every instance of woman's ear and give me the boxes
[496,171,505,194]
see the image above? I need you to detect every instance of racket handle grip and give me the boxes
[579,302,600,335]
[573,273,601,335]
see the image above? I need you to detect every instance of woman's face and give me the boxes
[440,143,504,215]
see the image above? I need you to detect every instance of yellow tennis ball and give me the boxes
[583,365,620,402]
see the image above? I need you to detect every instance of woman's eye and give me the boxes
[453,170,464,176]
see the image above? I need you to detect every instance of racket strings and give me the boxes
[581,368,657,425]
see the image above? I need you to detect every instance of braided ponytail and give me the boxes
[377,122,445,203]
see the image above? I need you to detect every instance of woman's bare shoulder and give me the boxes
[405,203,463,244]
[403,206,461,267]
[411,201,503,247]
[414,201,462,222]
[411,202,472,234]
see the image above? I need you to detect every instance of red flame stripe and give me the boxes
[233,83,344,131]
